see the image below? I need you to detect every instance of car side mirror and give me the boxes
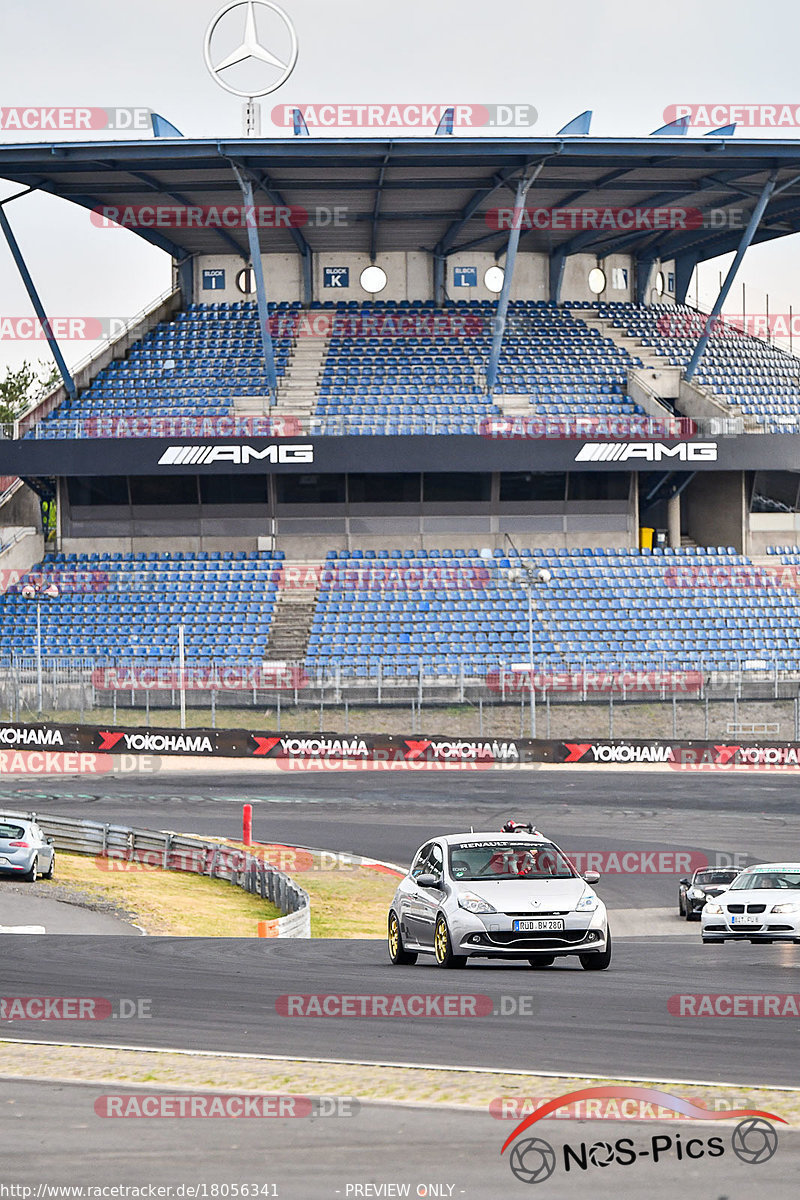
[46,838,54,846]
[416,873,440,889]
[679,877,689,886]
[583,871,600,884]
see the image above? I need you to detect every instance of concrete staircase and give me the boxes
[274,334,329,426]
[264,561,322,662]
[570,309,667,371]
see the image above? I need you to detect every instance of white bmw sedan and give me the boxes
[701,862,800,944]
[387,829,610,969]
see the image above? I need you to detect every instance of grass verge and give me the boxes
[53,851,281,936]
[50,842,401,938]
[1,1042,798,1125]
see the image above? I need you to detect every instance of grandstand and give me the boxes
[3,134,800,701]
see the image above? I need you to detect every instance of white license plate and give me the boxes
[513,918,565,931]
[730,914,761,925]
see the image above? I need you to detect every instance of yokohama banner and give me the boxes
[2,724,800,768]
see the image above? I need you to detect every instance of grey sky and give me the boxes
[2,0,800,372]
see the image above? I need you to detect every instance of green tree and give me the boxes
[0,359,61,427]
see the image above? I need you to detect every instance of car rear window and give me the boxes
[449,841,575,880]
[0,823,26,840]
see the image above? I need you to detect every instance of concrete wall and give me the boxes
[191,250,649,306]
[0,527,45,591]
[683,472,746,552]
[748,513,800,556]
[0,483,42,531]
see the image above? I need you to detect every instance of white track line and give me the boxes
[1,1038,798,1092]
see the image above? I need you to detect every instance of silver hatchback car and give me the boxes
[0,817,55,883]
[388,826,610,969]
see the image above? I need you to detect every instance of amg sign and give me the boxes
[157,444,314,466]
[574,441,718,462]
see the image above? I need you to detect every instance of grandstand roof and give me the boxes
[3,135,800,263]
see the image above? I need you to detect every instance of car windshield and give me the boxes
[0,823,26,841]
[448,841,576,881]
[729,870,800,891]
[694,870,739,886]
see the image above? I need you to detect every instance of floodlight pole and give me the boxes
[36,599,43,716]
[526,578,535,738]
[178,623,186,730]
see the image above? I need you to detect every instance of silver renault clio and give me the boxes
[388,824,610,970]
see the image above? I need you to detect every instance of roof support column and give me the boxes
[433,254,445,306]
[685,172,777,381]
[0,204,76,399]
[549,247,567,305]
[635,257,656,306]
[486,173,536,396]
[232,168,278,401]
[673,255,696,305]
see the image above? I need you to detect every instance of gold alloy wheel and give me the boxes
[388,914,399,957]
[434,918,449,962]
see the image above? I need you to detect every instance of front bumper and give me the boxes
[448,905,608,958]
[701,909,800,942]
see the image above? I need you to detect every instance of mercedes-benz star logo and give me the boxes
[508,1137,557,1184]
[731,1117,779,1164]
[204,0,298,98]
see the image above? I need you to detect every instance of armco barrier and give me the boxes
[3,723,800,768]
[0,807,310,937]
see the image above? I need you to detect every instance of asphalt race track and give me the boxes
[1,769,799,1086]
[3,1078,799,1198]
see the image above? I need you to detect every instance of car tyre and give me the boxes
[434,915,466,969]
[579,929,612,971]
[42,852,55,880]
[528,955,555,968]
[678,894,685,917]
[23,860,38,883]
[685,905,698,922]
[388,911,417,965]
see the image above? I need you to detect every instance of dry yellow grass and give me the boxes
[51,843,401,938]
[53,851,281,936]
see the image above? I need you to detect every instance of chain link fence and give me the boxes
[2,655,800,740]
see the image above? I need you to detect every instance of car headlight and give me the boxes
[688,887,704,899]
[771,902,800,914]
[457,892,497,915]
[575,892,598,912]
[704,902,723,914]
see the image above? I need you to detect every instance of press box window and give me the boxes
[276,474,346,504]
